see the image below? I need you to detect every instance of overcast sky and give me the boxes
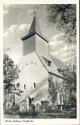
[3,4,76,65]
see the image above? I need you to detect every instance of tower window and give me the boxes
[34,83,36,88]
[24,84,26,89]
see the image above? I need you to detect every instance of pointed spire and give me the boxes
[28,16,42,35]
[21,14,49,43]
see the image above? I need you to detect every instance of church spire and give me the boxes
[28,16,42,35]
[28,17,41,36]
[33,5,37,17]
[21,5,48,43]
[28,5,42,35]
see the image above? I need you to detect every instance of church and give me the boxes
[16,15,66,112]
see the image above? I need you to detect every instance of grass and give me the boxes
[4,108,76,119]
[18,111,39,118]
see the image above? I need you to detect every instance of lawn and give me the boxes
[4,108,76,119]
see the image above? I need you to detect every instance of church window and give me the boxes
[24,84,26,89]
[43,57,51,66]
[16,83,20,88]
[34,83,36,88]
[48,61,51,66]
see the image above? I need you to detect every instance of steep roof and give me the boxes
[50,54,67,70]
[28,16,42,35]
[21,16,49,43]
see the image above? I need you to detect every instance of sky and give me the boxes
[3,4,76,65]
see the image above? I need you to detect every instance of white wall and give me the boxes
[16,52,49,103]
[35,34,51,61]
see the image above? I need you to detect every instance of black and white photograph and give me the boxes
[3,4,78,119]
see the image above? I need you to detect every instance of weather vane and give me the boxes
[33,5,41,17]
[33,5,37,16]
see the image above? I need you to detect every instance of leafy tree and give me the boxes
[47,4,76,43]
[3,54,20,94]
[60,64,76,107]
[48,64,76,108]
[3,54,24,112]
[48,74,57,103]
[62,64,76,92]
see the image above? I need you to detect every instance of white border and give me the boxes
[3,0,77,4]
[0,0,79,125]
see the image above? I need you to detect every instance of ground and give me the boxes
[4,108,76,119]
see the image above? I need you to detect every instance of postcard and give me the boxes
[0,0,79,125]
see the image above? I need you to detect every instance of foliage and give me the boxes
[62,64,76,92]
[3,54,21,95]
[48,75,57,103]
[47,4,76,43]
[61,64,76,107]
[68,93,76,107]
[48,64,76,108]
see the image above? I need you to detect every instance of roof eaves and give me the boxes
[21,32,49,43]
[36,53,76,83]
[21,32,35,41]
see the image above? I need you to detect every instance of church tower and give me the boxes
[17,13,64,109]
[17,15,51,105]
[21,15,51,61]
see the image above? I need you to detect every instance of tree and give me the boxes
[48,64,76,109]
[60,64,76,107]
[48,74,57,103]
[3,54,19,94]
[3,54,22,112]
[62,64,76,92]
[47,4,76,43]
